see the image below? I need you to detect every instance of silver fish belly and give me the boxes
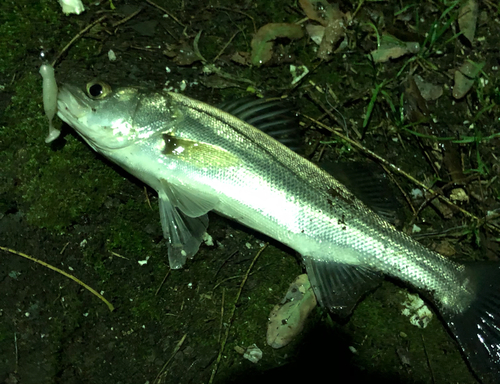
[56,80,500,384]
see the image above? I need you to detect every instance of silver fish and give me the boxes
[56,79,500,383]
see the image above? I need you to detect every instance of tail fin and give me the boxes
[441,262,500,384]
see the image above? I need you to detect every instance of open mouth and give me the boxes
[56,85,91,125]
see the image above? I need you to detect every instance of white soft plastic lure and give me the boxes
[39,64,61,143]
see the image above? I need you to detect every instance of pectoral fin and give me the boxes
[160,178,219,218]
[158,189,209,269]
[158,178,219,269]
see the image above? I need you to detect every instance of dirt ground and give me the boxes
[1,0,499,383]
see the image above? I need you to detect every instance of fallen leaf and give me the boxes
[453,60,485,99]
[300,0,348,60]
[458,0,478,45]
[434,241,456,257]
[299,0,342,27]
[267,274,317,348]
[370,39,420,63]
[305,24,325,45]
[162,41,202,66]
[413,74,443,101]
[250,23,304,67]
[199,76,240,89]
[317,16,346,60]
[230,51,250,65]
[453,71,474,99]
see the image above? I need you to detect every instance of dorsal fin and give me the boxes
[218,96,303,153]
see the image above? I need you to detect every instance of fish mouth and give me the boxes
[56,84,92,128]
[56,84,102,151]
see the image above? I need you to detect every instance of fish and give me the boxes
[55,78,500,383]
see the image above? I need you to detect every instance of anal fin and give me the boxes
[303,256,382,317]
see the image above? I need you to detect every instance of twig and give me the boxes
[212,6,256,33]
[154,333,187,384]
[0,246,114,312]
[208,244,268,384]
[112,7,143,28]
[109,251,129,260]
[213,250,238,279]
[52,16,108,67]
[213,30,241,63]
[145,0,185,28]
[421,334,435,384]
[14,332,18,373]
[155,269,171,295]
[381,164,416,215]
[60,242,70,255]
[218,288,225,343]
[306,89,356,138]
[144,186,153,210]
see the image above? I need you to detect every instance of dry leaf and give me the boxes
[162,41,202,66]
[230,51,250,65]
[299,0,342,27]
[453,70,474,99]
[371,41,420,63]
[305,24,325,45]
[414,74,443,101]
[250,23,304,66]
[267,274,317,348]
[453,60,485,99]
[317,17,346,60]
[458,0,478,44]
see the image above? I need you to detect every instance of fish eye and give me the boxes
[86,81,112,99]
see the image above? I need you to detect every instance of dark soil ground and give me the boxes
[1,0,499,383]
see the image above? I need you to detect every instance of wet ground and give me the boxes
[1,0,500,383]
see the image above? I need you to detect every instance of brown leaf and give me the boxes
[317,17,346,60]
[250,23,304,66]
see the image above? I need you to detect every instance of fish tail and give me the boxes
[441,262,500,384]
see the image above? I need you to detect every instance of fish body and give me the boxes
[56,81,500,383]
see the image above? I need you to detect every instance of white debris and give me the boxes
[450,188,469,203]
[290,64,309,85]
[58,0,85,15]
[202,232,214,246]
[179,80,187,92]
[108,50,117,62]
[401,292,433,328]
[411,188,423,199]
[242,344,263,363]
[138,256,150,266]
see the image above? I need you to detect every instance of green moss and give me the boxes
[108,220,149,255]
[0,0,68,75]
[129,288,163,322]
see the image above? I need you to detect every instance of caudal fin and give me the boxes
[441,262,500,384]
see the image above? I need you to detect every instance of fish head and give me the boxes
[57,81,157,151]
